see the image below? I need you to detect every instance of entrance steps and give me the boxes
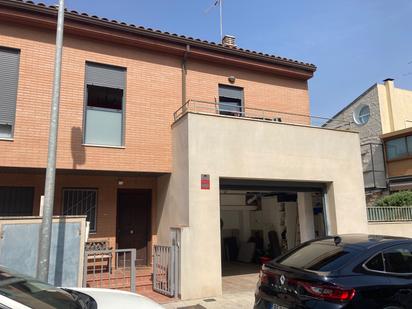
[86,266,153,292]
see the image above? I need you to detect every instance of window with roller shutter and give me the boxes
[0,47,20,139]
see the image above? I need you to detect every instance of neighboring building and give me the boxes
[381,127,412,191]
[0,0,368,300]
[324,79,412,205]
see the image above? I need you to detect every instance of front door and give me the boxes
[117,189,151,266]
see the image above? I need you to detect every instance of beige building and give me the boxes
[378,79,412,134]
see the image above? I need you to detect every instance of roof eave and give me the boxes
[0,0,316,75]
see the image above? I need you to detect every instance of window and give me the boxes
[353,104,370,126]
[407,136,412,154]
[62,189,97,232]
[84,62,126,146]
[218,84,244,116]
[277,241,357,271]
[87,85,123,110]
[386,137,409,160]
[383,245,412,274]
[0,47,20,139]
[0,187,34,216]
[364,252,384,272]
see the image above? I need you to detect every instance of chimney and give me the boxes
[383,78,396,132]
[383,78,394,85]
[222,35,236,48]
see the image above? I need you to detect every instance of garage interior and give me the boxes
[219,178,327,290]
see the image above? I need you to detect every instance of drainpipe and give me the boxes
[182,45,190,105]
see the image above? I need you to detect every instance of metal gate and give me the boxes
[153,245,178,297]
[83,248,136,293]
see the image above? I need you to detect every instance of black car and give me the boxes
[254,234,412,309]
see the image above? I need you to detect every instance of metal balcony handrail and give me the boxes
[367,206,412,222]
[173,99,353,129]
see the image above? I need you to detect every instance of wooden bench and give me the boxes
[85,238,113,273]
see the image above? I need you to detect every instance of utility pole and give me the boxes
[37,0,65,282]
[219,0,223,41]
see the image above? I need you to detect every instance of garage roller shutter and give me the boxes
[0,48,20,125]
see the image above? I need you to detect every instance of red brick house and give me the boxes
[0,0,368,300]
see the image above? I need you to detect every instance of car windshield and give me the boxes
[277,241,359,272]
[0,267,87,309]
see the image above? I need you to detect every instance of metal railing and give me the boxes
[83,248,136,293]
[367,207,412,222]
[153,245,177,297]
[173,100,352,129]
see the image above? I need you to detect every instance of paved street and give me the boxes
[163,290,255,309]
[163,267,259,309]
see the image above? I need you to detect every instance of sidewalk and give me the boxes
[162,290,255,309]
[163,271,258,309]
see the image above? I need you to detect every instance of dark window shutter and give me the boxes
[85,62,126,89]
[219,85,243,100]
[0,187,34,216]
[0,48,20,126]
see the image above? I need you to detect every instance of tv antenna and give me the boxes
[205,0,223,41]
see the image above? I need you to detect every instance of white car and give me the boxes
[0,267,163,309]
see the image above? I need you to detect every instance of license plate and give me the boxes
[269,304,288,309]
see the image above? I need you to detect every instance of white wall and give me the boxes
[261,197,280,248]
[220,210,240,230]
[156,119,189,246]
[368,222,412,237]
[285,202,298,249]
[297,192,315,242]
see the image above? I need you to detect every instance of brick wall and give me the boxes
[186,59,310,124]
[0,21,311,172]
[0,172,157,250]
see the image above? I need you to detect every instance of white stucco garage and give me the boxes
[157,112,368,300]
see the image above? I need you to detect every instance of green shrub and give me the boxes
[375,191,412,207]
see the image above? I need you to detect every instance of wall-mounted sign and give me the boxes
[201,174,210,190]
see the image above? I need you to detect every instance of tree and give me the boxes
[375,191,412,207]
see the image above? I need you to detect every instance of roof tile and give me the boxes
[6,0,316,70]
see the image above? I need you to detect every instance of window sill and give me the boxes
[0,137,14,142]
[82,143,125,149]
[387,156,412,163]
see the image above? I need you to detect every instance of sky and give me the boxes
[41,0,412,118]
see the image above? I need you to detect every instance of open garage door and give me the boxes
[219,178,328,293]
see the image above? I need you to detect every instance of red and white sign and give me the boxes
[201,174,210,190]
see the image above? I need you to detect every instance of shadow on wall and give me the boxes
[71,127,86,169]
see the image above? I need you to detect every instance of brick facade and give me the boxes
[0,20,311,173]
[0,4,313,261]
[0,172,157,252]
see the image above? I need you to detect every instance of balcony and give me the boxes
[173,100,352,130]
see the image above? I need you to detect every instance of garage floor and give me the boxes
[222,262,260,293]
